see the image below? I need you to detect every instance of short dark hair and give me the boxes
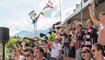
[72,28,76,31]
[39,48,44,54]
[87,19,93,25]
[59,50,64,54]
[93,43,104,55]
[94,44,103,51]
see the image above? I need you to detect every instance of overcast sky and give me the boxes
[0,0,81,36]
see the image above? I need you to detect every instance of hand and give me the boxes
[89,6,92,10]
[89,6,93,12]
[73,20,78,25]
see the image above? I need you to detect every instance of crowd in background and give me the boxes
[9,5,105,60]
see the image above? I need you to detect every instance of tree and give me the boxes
[37,37,42,41]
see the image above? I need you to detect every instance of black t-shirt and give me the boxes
[76,30,85,49]
[64,34,72,46]
[85,27,98,44]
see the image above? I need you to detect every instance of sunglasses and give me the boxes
[81,51,87,53]
[91,49,96,52]
[54,38,59,40]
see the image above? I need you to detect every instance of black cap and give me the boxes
[40,33,46,37]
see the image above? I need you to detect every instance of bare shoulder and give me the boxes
[97,21,102,26]
[102,27,105,32]
[100,25,105,34]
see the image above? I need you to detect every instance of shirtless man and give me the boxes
[89,6,105,45]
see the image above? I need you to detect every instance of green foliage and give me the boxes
[5,36,22,59]
[16,37,22,42]
[48,33,56,41]
[5,36,35,59]
[6,36,18,49]
[37,37,42,41]
[24,39,32,46]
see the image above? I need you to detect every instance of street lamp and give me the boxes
[28,10,37,37]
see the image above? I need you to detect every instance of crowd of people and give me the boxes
[9,4,105,60]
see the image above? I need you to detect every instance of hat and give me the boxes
[48,31,52,35]
[40,33,46,37]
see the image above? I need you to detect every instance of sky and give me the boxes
[0,0,81,36]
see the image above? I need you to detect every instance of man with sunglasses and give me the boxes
[81,47,93,60]
[91,44,105,60]
[23,48,34,60]
[36,48,47,60]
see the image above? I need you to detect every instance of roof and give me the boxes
[62,0,91,25]
[62,0,105,27]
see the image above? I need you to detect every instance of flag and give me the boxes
[32,19,38,24]
[40,11,45,16]
[37,13,40,19]
[53,21,61,27]
[43,0,54,10]
[24,37,38,41]
[32,20,35,24]
[32,13,40,24]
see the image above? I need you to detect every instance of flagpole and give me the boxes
[33,14,37,37]
[81,0,83,24]
[91,0,95,46]
[59,0,62,25]
[92,0,95,17]
[34,23,36,37]
[36,21,37,37]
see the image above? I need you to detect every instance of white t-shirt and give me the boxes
[51,42,62,58]
[19,55,25,60]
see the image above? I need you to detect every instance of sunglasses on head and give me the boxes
[54,38,59,40]
[81,51,87,53]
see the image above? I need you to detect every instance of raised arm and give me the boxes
[89,6,101,26]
